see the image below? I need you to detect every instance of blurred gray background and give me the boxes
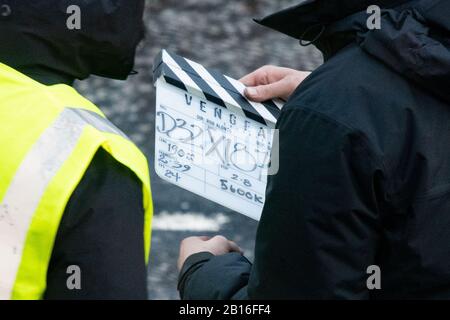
[75,0,322,299]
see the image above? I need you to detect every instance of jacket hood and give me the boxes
[258,0,450,104]
[0,0,145,81]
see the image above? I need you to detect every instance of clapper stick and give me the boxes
[153,50,284,221]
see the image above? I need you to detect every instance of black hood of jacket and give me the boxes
[258,0,450,104]
[0,0,145,81]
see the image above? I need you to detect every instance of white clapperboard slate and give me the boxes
[153,50,283,220]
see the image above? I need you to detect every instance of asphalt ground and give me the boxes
[75,0,323,300]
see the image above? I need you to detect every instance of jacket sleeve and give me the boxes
[179,106,383,300]
[44,148,148,300]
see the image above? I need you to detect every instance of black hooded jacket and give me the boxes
[179,0,450,299]
[0,0,145,81]
[0,0,148,299]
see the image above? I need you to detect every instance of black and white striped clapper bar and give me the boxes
[153,50,283,220]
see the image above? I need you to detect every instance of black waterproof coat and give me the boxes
[179,0,450,299]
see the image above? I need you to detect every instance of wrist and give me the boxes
[178,252,214,298]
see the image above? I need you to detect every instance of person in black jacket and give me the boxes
[0,1,148,299]
[177,0,450,299]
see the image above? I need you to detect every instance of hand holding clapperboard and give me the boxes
[153,50,284,221]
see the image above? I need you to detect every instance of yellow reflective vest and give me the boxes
[0,62,153,300]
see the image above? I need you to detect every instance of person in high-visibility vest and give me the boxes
[0,1,153,299]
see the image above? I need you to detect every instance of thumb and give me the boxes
[228,241,244,254]
[244,78,294,102]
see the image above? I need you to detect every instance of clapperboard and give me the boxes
[153,50,283,220]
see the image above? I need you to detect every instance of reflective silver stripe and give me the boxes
[67,107,128,139]
[0,108,127,299]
